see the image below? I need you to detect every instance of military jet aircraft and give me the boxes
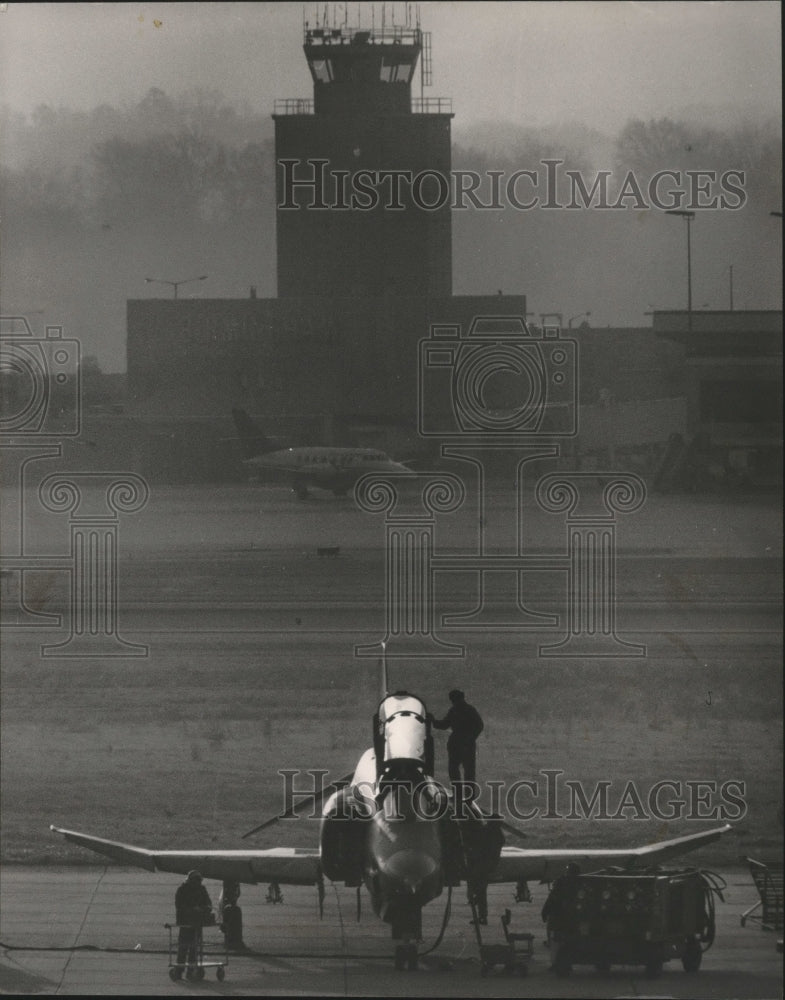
[51,658,731,970]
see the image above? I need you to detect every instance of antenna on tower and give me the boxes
[380,641,390,699]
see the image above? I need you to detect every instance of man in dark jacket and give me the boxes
[432,689,484,783]
[541,863,581,932]
[541,862,581,973]
[218,879,245,950]
[173,870,214,977]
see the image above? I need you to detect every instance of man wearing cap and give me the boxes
[431,689,484,784]
[173,870,214,977]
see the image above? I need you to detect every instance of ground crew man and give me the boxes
[174,870,214,977]
[218,879,245,951]
[541,862,581,926]
[461,813,504,925]
[431,689,484,783]
[542,862,581,972]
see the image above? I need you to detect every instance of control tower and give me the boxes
[128,8,527,440]
[274,6,453,299]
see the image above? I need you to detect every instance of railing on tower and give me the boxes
[273,98,315,115]
[412,97,452,114]
[304,24,422,46]
[273,97,451,115]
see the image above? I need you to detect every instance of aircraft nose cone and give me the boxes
[379,849,437,893]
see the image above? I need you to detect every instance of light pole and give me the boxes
[144,275,208,299]
[567,311,591,328]
[665,210,694,333]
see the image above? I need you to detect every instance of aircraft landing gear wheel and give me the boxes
[195,967,205,981]
[480,962,490,977]
[406,944,418,971]
[185,967,196,981]
[394,944,406,971]
[682,939,702,973]
[168,967,181,982]
[645,959,663,979]
[216,966,225,981]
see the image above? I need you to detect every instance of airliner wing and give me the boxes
[50,826,320,885]
[489,824,731,884]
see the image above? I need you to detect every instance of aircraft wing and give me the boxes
[50,826,320,886]
[489,824,731,884]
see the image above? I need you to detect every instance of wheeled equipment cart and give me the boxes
[545,867,725,978]
[165,921,228,982]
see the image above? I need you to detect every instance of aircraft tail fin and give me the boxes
[231,408,278,459]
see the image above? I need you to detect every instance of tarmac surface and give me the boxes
[2,484,782,996]
[0,865,782,997]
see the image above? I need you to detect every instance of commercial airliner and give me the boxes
[51,656,731,971]
[231,408,411,498]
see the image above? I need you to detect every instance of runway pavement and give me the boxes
[0,865,782,996]
[4,482,781,560]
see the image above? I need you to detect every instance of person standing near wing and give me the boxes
[173,870,214,979]
[541,862,582,973]
[431,689,484,783]
[218,879,245,951]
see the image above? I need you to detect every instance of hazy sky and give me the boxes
[1,2,781,134]
[1,2,781,370]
